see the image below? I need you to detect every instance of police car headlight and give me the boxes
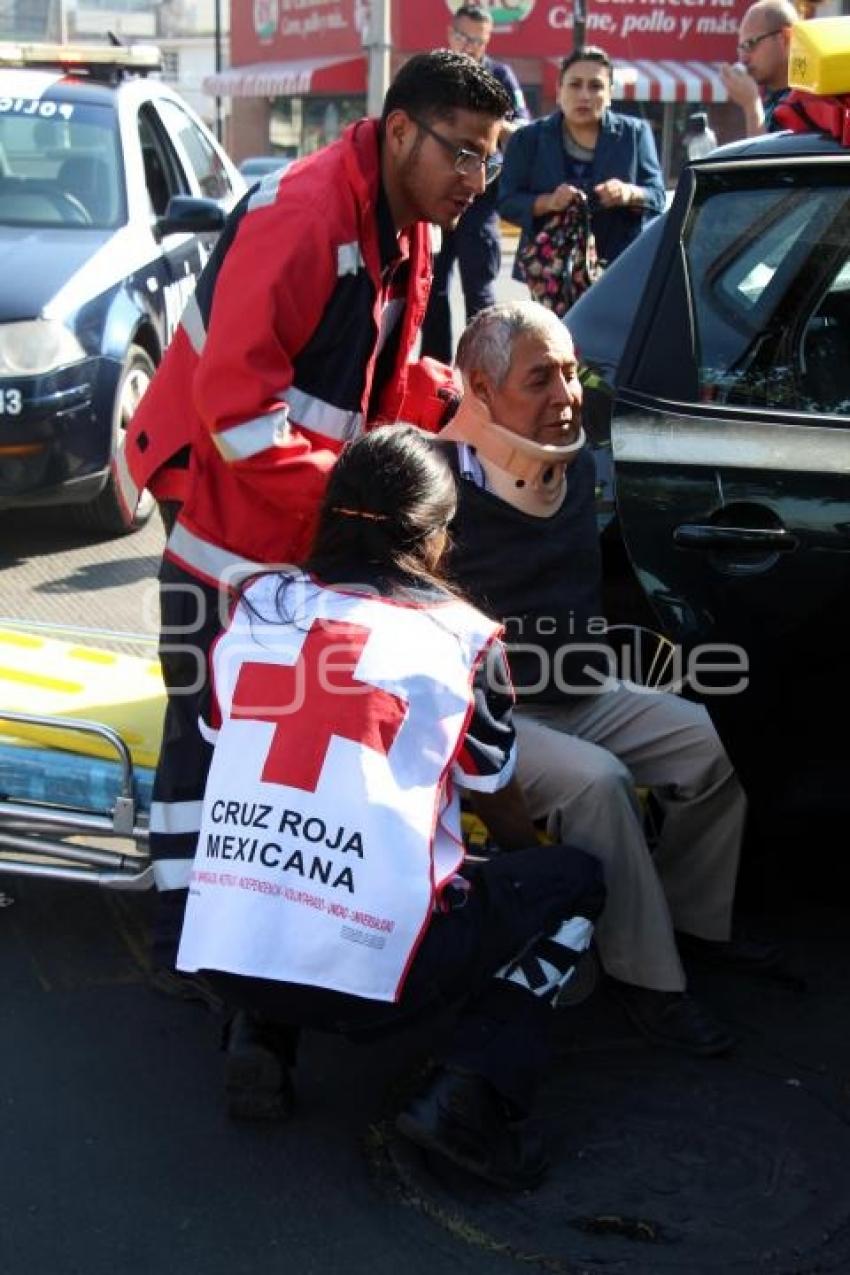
[0,321,86,376]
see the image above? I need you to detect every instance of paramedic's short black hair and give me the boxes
[381,50,512,128]
[454,4,494,23]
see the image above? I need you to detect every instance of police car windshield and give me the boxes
[0,101,124,229]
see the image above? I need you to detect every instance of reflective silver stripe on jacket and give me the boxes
[287,385,364,442]
[166,522,267,587]
[212,408,290,461]
[337,241,365,276]
[180,293,206,355]
[152,857,195,890]
[149,799,205,835]
[247,173,285,211]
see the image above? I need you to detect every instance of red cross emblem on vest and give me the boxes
[230,618,407,792]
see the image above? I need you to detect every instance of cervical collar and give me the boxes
[441,388,586,515]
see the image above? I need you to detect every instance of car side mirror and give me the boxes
[155,195,225,239]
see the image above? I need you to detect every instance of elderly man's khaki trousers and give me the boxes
[513,683,747,992]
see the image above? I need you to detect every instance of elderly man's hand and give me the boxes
[720,62,760,108]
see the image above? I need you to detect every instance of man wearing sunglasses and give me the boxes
[420,4,529,364]
[721,0,797,136]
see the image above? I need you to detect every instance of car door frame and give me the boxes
[609,146,850,836]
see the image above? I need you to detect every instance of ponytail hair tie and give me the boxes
[332,506,388,522]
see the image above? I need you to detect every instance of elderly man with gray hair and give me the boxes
[440,299,779,1056]
[721,0,798,136]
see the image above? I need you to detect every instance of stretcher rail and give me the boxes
[0,709,153,889]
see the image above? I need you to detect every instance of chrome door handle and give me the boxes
[673,525,799,552]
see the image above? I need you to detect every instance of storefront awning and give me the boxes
[548,58,729,104]
[203,55,366,99]
[614,60,728,103]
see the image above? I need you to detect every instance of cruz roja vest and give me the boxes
[177,573,501,1002]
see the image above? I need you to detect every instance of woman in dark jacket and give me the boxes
[500,46,666,276]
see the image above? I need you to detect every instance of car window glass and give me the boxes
[569,215,666,384]
[799,256,850,415]
[155,98,232,200]
[684,173,850,417]
[0,101,123,228]
[138,105,187,217]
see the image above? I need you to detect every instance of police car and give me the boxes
[0,41,245,534]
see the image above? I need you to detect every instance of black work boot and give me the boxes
[222,1010,297,1121]
[675,930,785,975]
[609,979,736,1056]
[396,1067,548,1191]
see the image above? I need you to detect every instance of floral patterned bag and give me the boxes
[516,201,604,317]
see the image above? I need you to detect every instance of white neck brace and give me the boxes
[441,390,586,515]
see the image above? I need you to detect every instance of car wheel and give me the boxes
[74,345,158,536]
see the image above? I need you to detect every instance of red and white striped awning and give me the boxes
[548,58,728,103]
[613,60,728,103]
[203,54,366,98]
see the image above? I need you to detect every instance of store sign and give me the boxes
[254,0,279,42]
[234,0,364,61]
[234,0,750,76]
[397,0,747,62]
[444,0,537,25]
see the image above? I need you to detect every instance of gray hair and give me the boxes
[743,0,798,28]
[455,301,573,387]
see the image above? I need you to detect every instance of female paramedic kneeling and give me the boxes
[176,426,605,1190]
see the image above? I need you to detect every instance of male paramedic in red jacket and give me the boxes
[113,51,513,974]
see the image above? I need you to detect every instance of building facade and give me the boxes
[0,0,229,129]
[3,0,845,177]
[205,0,841,181]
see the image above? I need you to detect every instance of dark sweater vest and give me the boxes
[445,445,607,702]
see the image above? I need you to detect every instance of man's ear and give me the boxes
[468,368,493,405]
[384,108,413,156]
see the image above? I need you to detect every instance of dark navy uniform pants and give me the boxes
[150,557,222,967]
[206,846,605,1113]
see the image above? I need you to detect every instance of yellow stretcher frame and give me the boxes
[0,628,165,768]
[0,627,160,889]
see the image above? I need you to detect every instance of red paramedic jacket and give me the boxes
[115,118,456,586]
